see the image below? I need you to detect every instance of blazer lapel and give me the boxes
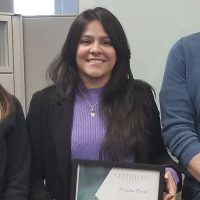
[48,96,74,184]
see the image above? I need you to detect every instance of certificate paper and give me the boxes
[71,160,165,200]
[96,168,160,200]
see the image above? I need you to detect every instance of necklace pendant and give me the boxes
[90,110,96,117]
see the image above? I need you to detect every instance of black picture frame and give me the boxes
[70,159,165,200]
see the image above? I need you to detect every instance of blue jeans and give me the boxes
[182,184,200,200]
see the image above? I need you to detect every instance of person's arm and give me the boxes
[160,38,200,182]
[187,153,200,182]
[0,98,30,200]
[27,91,51,200]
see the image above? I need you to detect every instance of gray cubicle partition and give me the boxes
[23,15,75,112]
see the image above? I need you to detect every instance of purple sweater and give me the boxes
[71,87,105,160]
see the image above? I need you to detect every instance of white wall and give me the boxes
[79,0,200,105]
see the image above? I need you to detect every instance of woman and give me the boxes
[0,84,30,199]
[27,7,181,200]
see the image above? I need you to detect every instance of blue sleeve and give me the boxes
[159,38,200,167]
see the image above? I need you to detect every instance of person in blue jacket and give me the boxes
[160,32,200,200]
[0,84,30,199]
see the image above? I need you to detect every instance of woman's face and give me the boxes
[76,20,116,88]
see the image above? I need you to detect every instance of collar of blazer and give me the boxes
[46,90,74,185]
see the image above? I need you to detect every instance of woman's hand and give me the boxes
[163,170,176,200]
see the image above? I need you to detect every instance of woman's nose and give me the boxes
[89,42,102,54]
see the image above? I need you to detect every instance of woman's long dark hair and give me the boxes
[48,7,157,162]
[0,84,12,120]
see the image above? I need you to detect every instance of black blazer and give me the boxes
[0,97,30,199]
[27,85,181,200]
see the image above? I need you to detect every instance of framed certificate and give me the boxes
[70,159,165,200]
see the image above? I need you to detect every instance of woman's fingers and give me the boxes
[163,170,176,200]
[164,192,175,200]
